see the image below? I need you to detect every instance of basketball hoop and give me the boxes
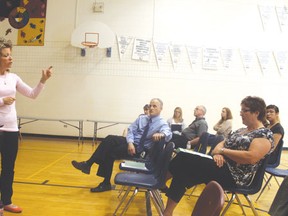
[81,33,99,48]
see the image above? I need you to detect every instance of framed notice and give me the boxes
[132,38,152,62]
[0,0,48,46]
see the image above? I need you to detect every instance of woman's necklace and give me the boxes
[1,73,7,85]
[268,122,279,129]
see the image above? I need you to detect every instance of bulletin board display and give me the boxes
[0,0,47,46]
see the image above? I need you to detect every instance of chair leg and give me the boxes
[243,194,258,216]
[118,185,126,198]
[150,191,164,216]
[151,190,165,212]
[119,188,139,216]
[113,186,133,216]
[145,191,152,216]
[255,175,273,202]
[274,176,280,186]
[221,193,236,216]
[187,185,198,200]
[235,194,246,216]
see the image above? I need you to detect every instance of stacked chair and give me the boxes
[113,142,174,216]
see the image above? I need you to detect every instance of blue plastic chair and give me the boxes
[221,155,270,216]
[255,140,284,202]
[113,142,174,216]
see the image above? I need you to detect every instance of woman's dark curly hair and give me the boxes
[241,96,266,123]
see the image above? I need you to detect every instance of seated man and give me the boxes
[171,105,208,149]
[71,98,172,192]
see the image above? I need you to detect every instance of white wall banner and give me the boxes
[202,47,220,70]
[273,50,288,75]
[132,38,152,61]
[240,49,257,73]
[169,44,183,70]
[258,5,278,31]
[221,48,234,69]
[153,41,169,67]
[275,6,288,32]
[186,46,202,68]
[256,50,273,74]
[117,35,133,60]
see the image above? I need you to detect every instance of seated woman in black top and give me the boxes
[265,104,284,165]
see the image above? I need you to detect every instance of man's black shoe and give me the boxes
[71,160,91,174]
[90,182,112,192]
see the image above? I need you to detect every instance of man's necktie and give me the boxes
[137,120,150,153]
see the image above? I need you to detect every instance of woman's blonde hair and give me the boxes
[0,37,13,52]
[173,107,183,122]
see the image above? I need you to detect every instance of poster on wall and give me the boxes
[186,46,202,68]
[202,47,220,70]
[153,41,169,68]
[258,5,278,31]
[169,44,182,70]
[239,49,257,73]
[256,51,274,75]
[0,0,47,46]
[275,6,288,32]
[132,38,151,62]
[117,35,133,60]
[221,48,234,69]
[273,50,288,75]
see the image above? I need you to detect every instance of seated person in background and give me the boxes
[163,96,274,216]
[200,107,233,152]
[213,107,233,138]
[265,104,284,164]
[143,104,150,115]
[269,176,288,216]
[171,105,208,149]
[122,103,150,137]
[167,107,186,139]
[71,98,172,192]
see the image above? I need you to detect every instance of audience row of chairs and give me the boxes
[112,134,288,216]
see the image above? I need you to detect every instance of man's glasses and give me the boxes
[240,109,251,113]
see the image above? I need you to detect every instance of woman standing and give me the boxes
[0,37,52,213]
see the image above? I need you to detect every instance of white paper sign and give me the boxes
[240,49,256,72]
[273,50,288,74]
[221,48,234,69]
[186,46,202,68]
[169,44,182,70]
[153,42,169,67]
[202,47,220,70]
[132,38,152,62]
[258,5,277,31]
[276,6,288,32]
[117,35,133,60]
[257,51,273,74]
